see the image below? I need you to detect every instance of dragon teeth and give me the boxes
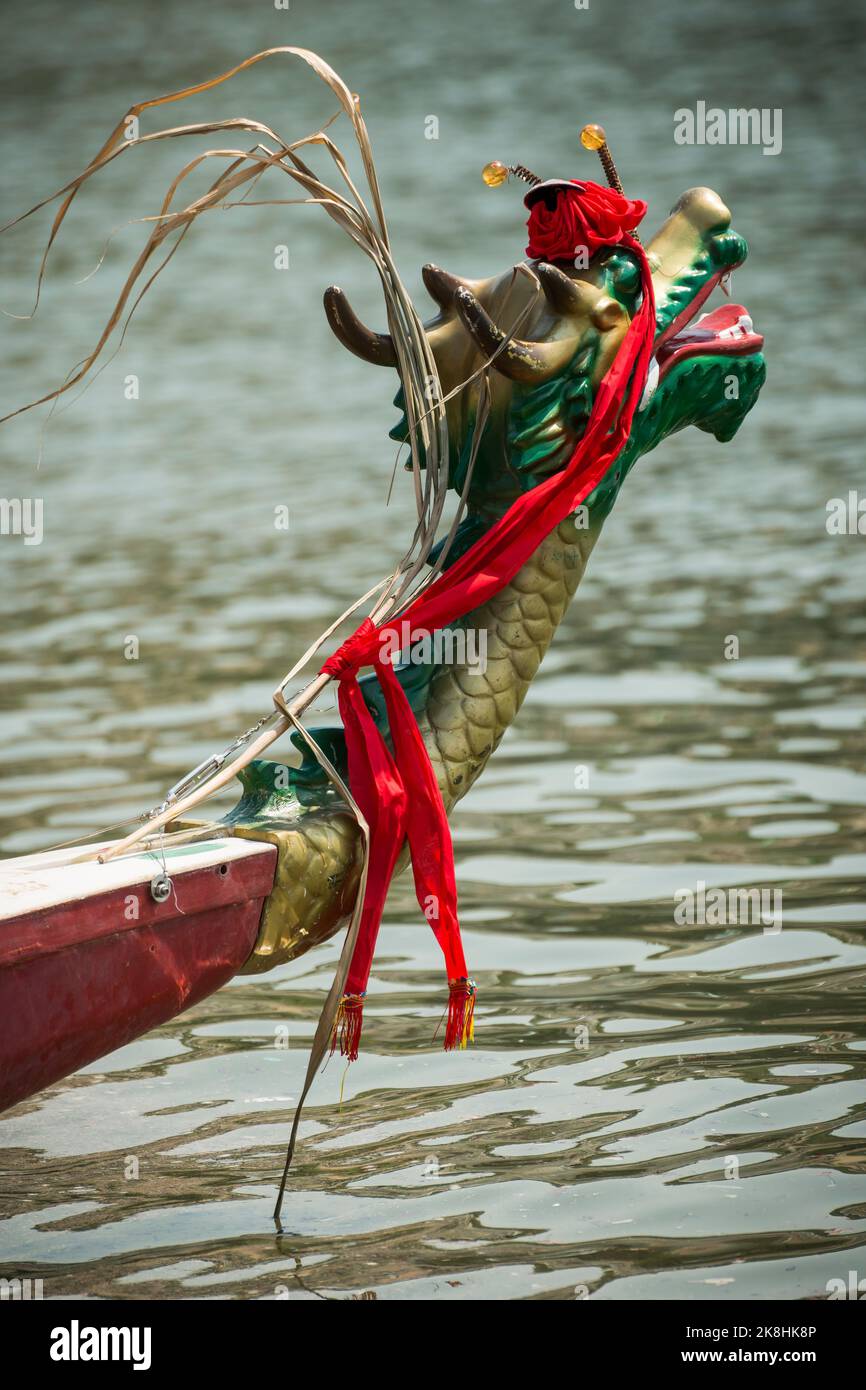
[639,357,659,412]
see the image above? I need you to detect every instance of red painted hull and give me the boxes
[0,841,276,1111]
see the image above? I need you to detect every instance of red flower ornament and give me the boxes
[525,179,647,264]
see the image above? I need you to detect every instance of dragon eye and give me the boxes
[603,252,640,297]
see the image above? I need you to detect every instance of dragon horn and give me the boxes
[535,263,602,317]
[323,286,398,368]
[453,285,578,383]
[421,263,478,308]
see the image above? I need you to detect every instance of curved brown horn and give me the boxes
[453,286,578,384]
[323,286,397,367]
[422,263,469,309]
[536,263,600,318]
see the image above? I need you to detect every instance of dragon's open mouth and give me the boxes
[655,296,764,384]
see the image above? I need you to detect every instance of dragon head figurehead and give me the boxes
[324,180,765,531]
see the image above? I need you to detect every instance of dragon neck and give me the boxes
[416,511,601,808]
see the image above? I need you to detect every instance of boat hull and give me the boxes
[0,838,277,1111]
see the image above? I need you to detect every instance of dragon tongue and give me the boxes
[694,303,754,337]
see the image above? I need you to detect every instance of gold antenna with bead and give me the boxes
[580,123,640,242]
[481,127,628,198]
[579,124,625,194]
[481,160,541,188]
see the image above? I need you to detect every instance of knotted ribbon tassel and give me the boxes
[331,992,366,1061]
[445,977,476,1050]
[320,618,467,1061]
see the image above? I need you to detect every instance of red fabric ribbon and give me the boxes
[321,197,654,1059]
[526,180,647,264]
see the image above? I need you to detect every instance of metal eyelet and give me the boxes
[150,873,172,904]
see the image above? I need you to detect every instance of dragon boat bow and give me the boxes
[0,837,277,1111]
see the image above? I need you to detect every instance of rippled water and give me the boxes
[1,0,865,1300]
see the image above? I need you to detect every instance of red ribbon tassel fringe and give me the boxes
[331,992,365,1062]
[445,978,476,1051]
